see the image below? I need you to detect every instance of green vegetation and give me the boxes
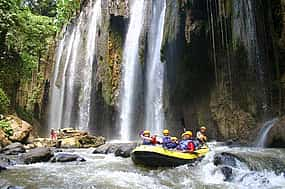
[55,0,80,31]
[0,120,13,136]
[0,0,80,117]
[0,88,10,114]
[16,106,34,124]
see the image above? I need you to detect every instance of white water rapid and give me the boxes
[1,143,285,189]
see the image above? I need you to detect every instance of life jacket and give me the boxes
[192,139,200,150]
[162,136,171,147]
[151,136,157,145]
[143,139,152,145]
[177,139,191,150]
[177,139,199,151]
[166,141,178,149]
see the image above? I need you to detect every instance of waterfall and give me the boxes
[47,0,101,132]
[47,32,66,132]
[78,0,101,131]
[119,0,146,141]
[145,0,166,134]
[255,118,278,147]
[61,13,84,129]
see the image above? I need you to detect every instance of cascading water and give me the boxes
[47,0,101,132]
[78,0,101,130]
[61,13,83,129]
[48,32,66,132]
[145,0,166,134]
[119,0,146,141]
[255,118,278,148]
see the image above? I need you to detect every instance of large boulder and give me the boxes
[114,143,137,158]
[213,152,244,167]
[0,165,7,172]
[1,142,25,155]
[58,135,105,148]
[93,143,137,157]
[93,143,122,154]
[57,128,88,138]
[266,116,285,148]
[31,138,57,148]
[50,153,86,163]
[0,155,16,172]
[22,147,53,164]
[6,115,33,143]
[0,129,11,147]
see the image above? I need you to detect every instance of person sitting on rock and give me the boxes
[162,129,171,148]
[176,131,199,152]
[196,126,207,144]
[140,130,157,145]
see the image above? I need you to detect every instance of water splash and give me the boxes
[145,0,166,135]
[255,118,278,148]
[119,0,146,141]
[2,144,285,189]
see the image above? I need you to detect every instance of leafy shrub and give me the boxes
[0,88,10,114]
[0,120,13,136]
[16,106,33,124]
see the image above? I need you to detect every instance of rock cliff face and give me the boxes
[17,0,285,144]
[162,0,285,142]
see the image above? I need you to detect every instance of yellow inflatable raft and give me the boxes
[131,145,209,167]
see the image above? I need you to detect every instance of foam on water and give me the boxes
[2,144,285,189]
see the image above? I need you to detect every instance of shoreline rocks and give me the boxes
[50,153,86,163]
[22,147,53,164]
[0,142,26,155]
[30,129,106,149]
[7,115,33,143]
[0,115,34,147]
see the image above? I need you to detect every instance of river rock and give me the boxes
[220,166,233,181]
[59,135,105,148]
[114,143,137,158]
[22,147,53,164]
[50,153,86,163]
[213,152,244,167]
[0,165,7,172]
[56,128,105,148]
[0,129,11,147]
[7,115,33,143]
[58,128,88,138]
[266,116,285,147]
[93,143,117,154]
[93,143,137,157]
[0,155,16,171]
[31,138,57,148]
[1,142,25,155]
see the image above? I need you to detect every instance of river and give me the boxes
[1,143,285,189]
